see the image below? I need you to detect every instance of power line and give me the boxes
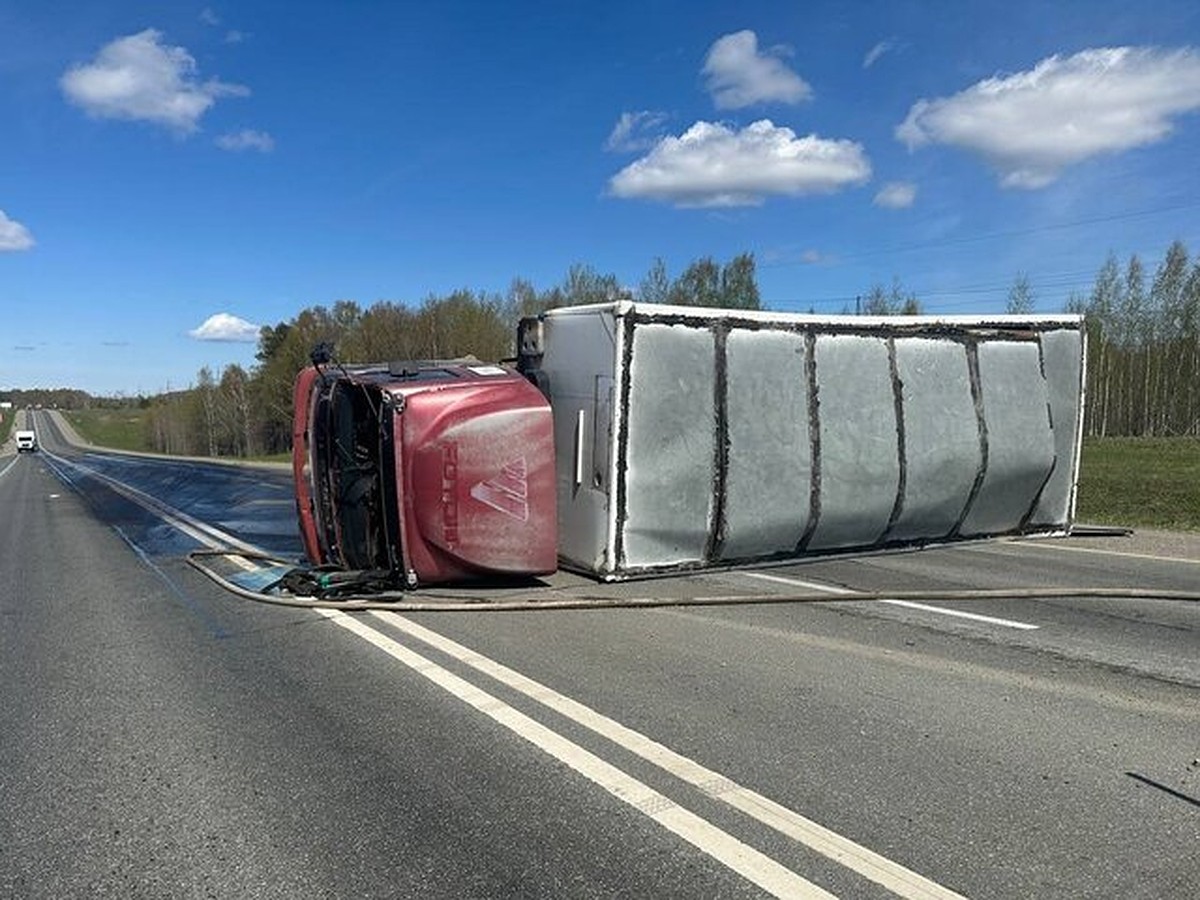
[765,242,1195,314]
[762,201,1200,268]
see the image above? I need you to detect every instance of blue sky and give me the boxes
[2,0,1199,395]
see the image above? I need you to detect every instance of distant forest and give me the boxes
[12,242,1200,456]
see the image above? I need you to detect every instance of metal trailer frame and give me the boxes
[520,302,1086,581]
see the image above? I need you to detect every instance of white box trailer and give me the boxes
[517,302,1085,581]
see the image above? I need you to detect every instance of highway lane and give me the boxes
[2,410,1198,897]
[3,443,797,898]
[31,411,301,559]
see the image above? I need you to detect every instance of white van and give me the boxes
[15,430,37,453]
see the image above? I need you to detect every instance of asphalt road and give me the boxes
[2,410,1197,898]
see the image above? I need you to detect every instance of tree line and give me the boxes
[144,254,763,456]
[1064,240,1200,438]
[47,240,1200,456]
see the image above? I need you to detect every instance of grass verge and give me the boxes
[1076,437,1200,532]
[62,409,152,453]
[62,410,290,464]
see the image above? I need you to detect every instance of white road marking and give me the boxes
[322,610,837,900]
[1004,540,1200,566]
[46,454,967,897]
[0,456,18,480]
[740,571,1038,631]
[879,599,1038,630]
[373,610,966,900]
[39,448,261,554]
[741,571,857,595]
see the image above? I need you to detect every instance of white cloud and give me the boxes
[0,210,34,251]
[189,312,260,342]
[605,111,669,152]
[874,181,917,208]
[609,119,871,208]
[863,39,896,69]
[897,46,1200,189]
[60,29,248,134]
[703,30,812,109]
[199,8,246,43]
[216,129,275,152]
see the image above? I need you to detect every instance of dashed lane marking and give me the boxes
[739,571,1039,630]
[879,599,1038,630]
[1000,540,1200,567]
[41,451,969,897]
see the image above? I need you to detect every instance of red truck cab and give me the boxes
[293,360,557,587]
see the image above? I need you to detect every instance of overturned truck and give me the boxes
[293,303,1085,587]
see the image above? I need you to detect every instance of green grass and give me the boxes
[63,408,153,453]
[1076,437,1200,532]
[244,452,292,464]
[62,410,292,463]
[0,409,13,447]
